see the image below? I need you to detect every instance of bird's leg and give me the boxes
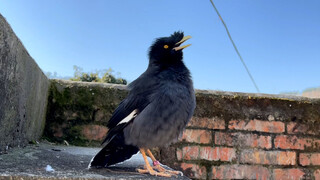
[137,148,171,177]
[146,149,182,176]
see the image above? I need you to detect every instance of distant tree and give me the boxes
[80,73,99,82]
[70,65,127,85]
[69,66,83,81]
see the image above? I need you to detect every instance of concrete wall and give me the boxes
[0,14,50,152]
[45,79,320,179]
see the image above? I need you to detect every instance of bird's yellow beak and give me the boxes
[173,35,192,51]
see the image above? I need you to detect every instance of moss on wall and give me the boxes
[194,90,320,132]
[44,80,320,147]
[44,79,128,146]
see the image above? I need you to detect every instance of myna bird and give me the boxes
[89,31,196,177]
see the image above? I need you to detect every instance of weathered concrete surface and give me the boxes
[193,89,320,123]
[0,14,50,152]
[0,142,189,180]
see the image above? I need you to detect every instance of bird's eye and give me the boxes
[163,45,169,49]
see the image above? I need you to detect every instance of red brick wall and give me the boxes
[157,91,320,179]
[170,117,320,179]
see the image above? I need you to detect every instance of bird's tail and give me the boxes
[88,132,139,168]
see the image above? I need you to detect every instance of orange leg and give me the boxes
[146,149,182,176]
[137,148,171,177]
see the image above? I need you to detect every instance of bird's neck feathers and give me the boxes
[146,58,191,82]
[148,55,185,69]
[128,58,192,92]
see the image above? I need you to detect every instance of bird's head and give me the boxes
[148,31,191,66]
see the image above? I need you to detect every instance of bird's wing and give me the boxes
[102,89,152,144]
[124,83,195,147]
[107,74,157,129]
[106,99,137,129]
[91,92,148,167]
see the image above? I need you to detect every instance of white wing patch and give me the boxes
[88,156,94,169]
[117,109,138,126]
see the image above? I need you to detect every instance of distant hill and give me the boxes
[279,87,320,98]
[302,87,320,98]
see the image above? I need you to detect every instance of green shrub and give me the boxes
[70,65,127,85]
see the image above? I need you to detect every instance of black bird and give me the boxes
[89,31,196,177]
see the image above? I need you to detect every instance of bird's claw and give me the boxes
[153,164,182,177]
[137,167,172,177]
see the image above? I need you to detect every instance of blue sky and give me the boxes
[1,0,319,94]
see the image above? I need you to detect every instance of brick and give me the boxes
[211,165,270,180]
[180,129,212,144]
[315,169,320,180]
[273,169,305,180]
[187,117,225,130]
[179,146,199,160]
[215,132,272,149]
[300,153,320,166]
[287,122,319,135]
[274,135,320,150]
[240,150,296,165]
[199,146,236,162]
[180,163,206,179]
[228,119,285,133]
[81,125,108,141]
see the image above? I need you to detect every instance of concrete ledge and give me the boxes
[0,14,50,152]
[193,88,320,123]
[0,142,189,180]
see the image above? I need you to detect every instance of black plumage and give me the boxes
[89,31,196,176]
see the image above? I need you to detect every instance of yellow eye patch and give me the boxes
[164,45,169,49]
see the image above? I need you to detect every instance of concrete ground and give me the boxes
[0,142,189,180]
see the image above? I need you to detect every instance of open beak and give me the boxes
[173,35,192,51]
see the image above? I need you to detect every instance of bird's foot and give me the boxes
[138,148,177,177]
[137,165,172,177]
[154,165,182,176]
[152,161,183,177]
